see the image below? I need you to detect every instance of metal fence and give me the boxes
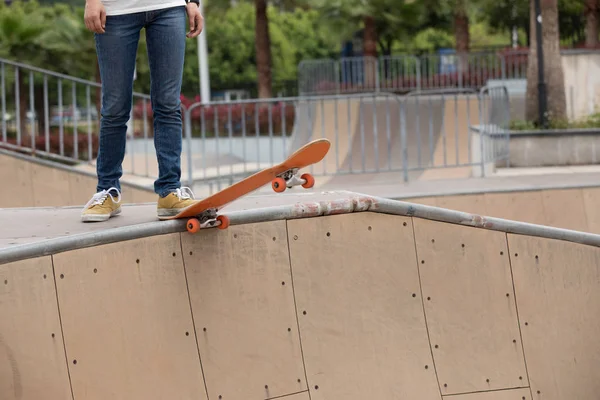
[0,58,153,178]
[180,86,510,191]
[298,51,529,95]
[1,57,510,197]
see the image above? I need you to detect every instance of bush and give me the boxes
[509,113,600,131]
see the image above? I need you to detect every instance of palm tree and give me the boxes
[453,0,470,54]
[206,0,275,98]
[255,0,273,98]
[526,0,566,125]
[585,0,598,47]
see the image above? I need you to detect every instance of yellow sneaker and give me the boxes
[81,187,122,222]
[157,187,199,219]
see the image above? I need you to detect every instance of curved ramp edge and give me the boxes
[3,190,600,265]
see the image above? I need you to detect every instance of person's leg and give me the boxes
[145,6,198,218]
[95,13,143,193]
[145,6,186,197]
[81,13,143,222]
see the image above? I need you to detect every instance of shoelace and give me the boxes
[175,186,195,200]
[83,187,122,211]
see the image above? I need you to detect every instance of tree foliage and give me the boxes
[480,0,590,46]
[0,0,595,101]
[308,0,437,55]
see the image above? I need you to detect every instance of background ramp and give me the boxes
[0,150,155,208]
[0,150,34,207]
[289,94,465,184]
[288,97,359,176]
[419,94,481,180]
[509,234,600,400]
[288,212,441,399]
[288,95,447,186]
[335,96,445,177]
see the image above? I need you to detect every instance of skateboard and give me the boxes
[162,138,331,233]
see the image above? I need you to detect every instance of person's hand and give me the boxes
[84,0,106,34]
[186,2,204,38]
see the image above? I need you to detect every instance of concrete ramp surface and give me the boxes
[289,93,481,185]
[1,191,600,399]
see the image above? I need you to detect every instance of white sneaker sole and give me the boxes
[157,204,197,219]
[81,207,121,222]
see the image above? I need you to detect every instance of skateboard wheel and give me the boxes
[272,177,287,193]
[301,173,315,189]
[187,218,200,234]
[217,215,230,230]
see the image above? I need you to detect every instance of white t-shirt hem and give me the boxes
[105,1,187,16]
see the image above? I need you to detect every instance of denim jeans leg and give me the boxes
[145,7,187,197]
[94,14,143,195]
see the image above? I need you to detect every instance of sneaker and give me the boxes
[157,187,199,219]
[81,187,122,222]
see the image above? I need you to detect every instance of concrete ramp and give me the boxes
[289,93,483,184]
[2,191,600,399]
[0,148,155,207]
[289,95,445,180]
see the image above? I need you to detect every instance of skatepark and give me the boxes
[3,72,600,400]
[4,15,600,399]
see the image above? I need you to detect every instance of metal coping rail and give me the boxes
[2,191,600,266]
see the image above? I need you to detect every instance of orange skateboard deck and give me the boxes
[163,138,331,233]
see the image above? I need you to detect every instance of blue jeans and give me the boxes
[94,6,186,197]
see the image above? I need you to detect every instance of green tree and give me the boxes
[255,0,273,98]
[308,0,419,87]
[309,0,381,57]
[0,0,49,134]
[453,0,470,53]
[0,1,48,62]
[481,0,595,47]
[178,3,340,98]
[205,0,275,98]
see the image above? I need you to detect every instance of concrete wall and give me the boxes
[505,131,600,168]
[498,52,600,123]
[562,51,600,121]
[0,150,155,208]
[2,211,600,399]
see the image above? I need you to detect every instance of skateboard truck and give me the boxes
[186,208,230,234]
[271,168,315,193]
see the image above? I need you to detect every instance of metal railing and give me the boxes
[1,57,510,197]
[181,86,510,190]
[298,51,530,95]
[0,57,154,180]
